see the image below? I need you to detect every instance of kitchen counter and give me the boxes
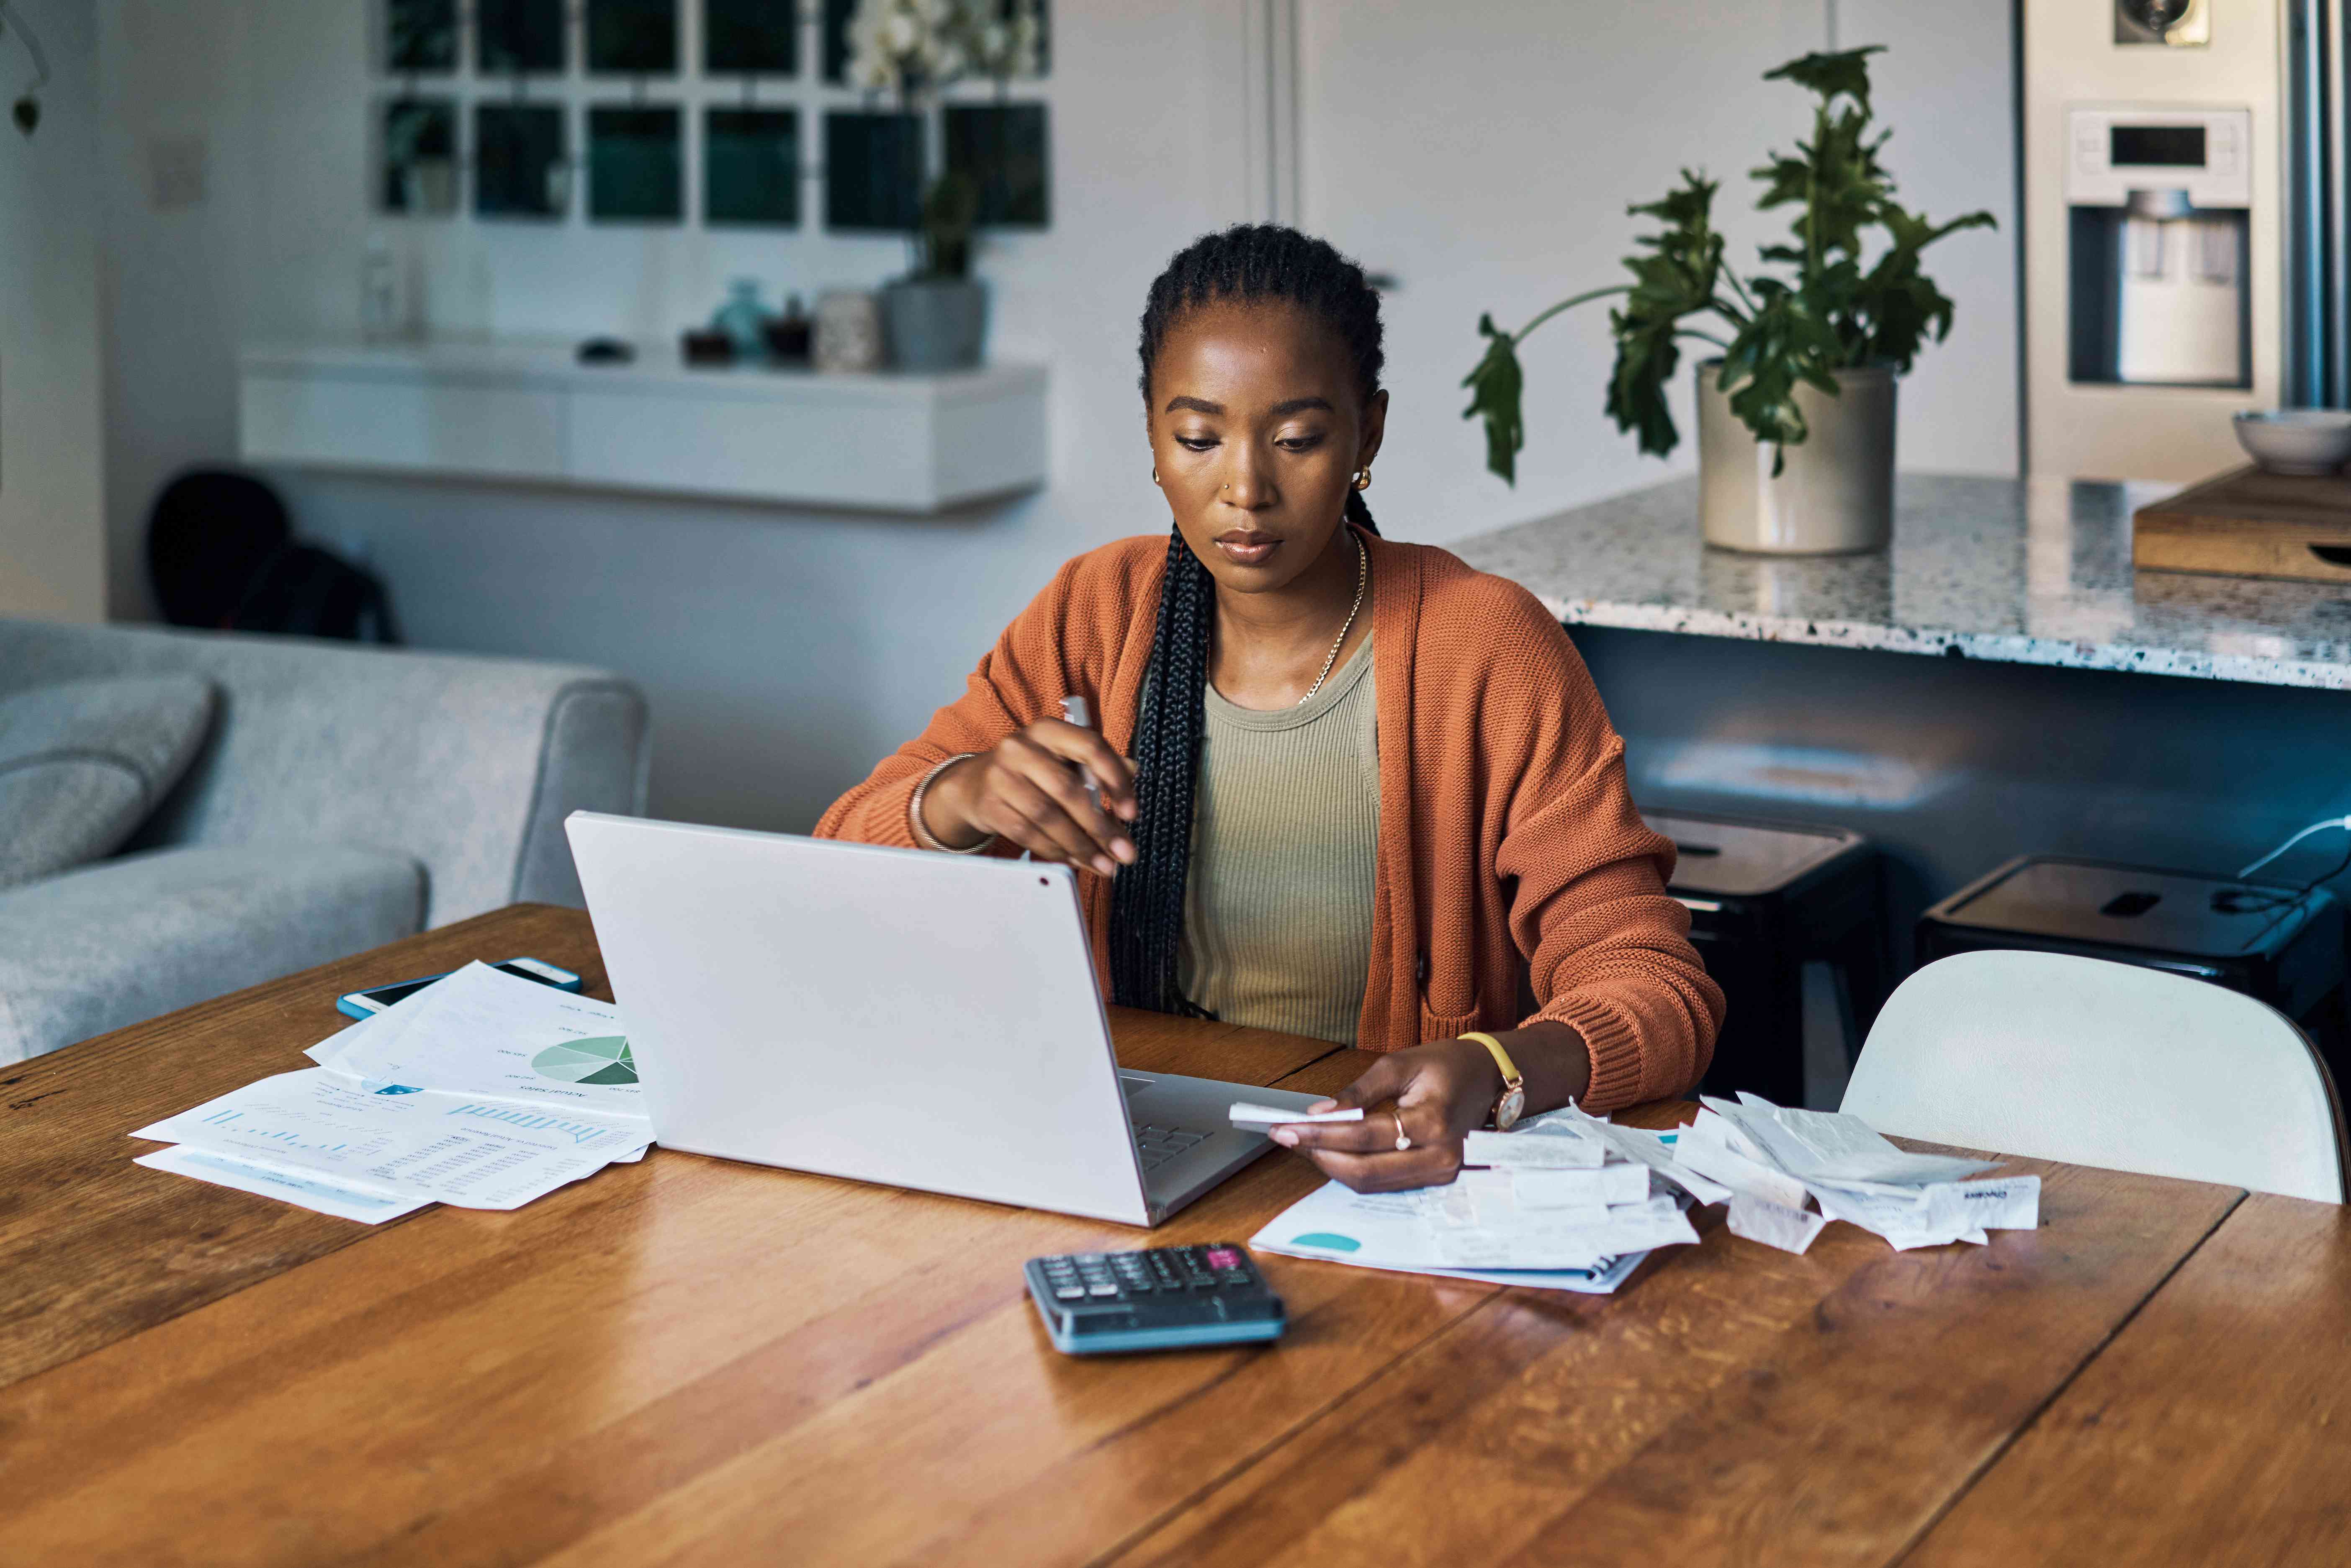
[1448,475,2351,691]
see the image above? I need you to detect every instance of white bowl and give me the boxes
[2233,410,2351,476]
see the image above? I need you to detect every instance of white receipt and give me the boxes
[1511,1163,1649,1211]
[1228,1103,1362,1126]
[1675,1126,1812,1211]
[1726,1192,1829,1255]
[133,1068,643,1211]
[1464,1119,1605,1169]
[1548,1106,1735,1205]
[1704,1093,1997,1187]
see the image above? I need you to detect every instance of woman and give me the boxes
[818,224,1720,1192]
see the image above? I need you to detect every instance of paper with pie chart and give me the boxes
[313,961,648,1131]
[532,1035,637,1086]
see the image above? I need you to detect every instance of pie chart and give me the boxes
[532,1035,637,1086]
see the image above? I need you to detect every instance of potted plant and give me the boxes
[848,0,1043,371]
[1461,47,1995,553]
[886,170,985,370]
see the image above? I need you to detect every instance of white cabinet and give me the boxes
[238,341,1048,513]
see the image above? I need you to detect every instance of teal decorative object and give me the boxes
[711,279,770,359]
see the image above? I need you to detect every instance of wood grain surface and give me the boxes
[0,904,611,1389]
[1906,1191,2351,1567]
[8,907,2332,1568]
[2133,465,2351,584]
[1118,1160,2242,1568]
[0,909,1494,1567]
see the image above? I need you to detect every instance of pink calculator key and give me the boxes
[1206,1248,1240,1269]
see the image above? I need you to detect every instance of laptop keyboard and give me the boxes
[1132,1121,1209,1172]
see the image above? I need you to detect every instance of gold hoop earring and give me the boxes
[1152,467,1161,485]
[1353,468,1373,492]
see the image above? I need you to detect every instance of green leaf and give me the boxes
[1461,313,1525,485]
[1762,46,1885,113]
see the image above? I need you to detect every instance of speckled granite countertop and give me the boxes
[1448,475,2351,690]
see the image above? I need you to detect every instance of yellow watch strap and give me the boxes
[1459,1031,1523,1090]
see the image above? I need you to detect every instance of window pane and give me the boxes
[478,0,565,73]
[705,0,797,75]
[824,111,922,231]
[589,106,682,221]
[821,0,854,82]
[387,0,457,72]
[587,0,678,75]
[945,102,1047,226]
[476,103,567,218]
[382,98,459,215]
[706,108,799,226]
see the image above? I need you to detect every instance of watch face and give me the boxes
[1494,1085,1525,1132]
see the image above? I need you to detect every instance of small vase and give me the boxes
[711,278,769,361]
[1696,359,1897,555]
[881,277,988,372]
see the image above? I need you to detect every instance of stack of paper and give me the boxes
[1678,1092,2039,1254]
[132,963,653,1223]
[1250,1107,1705,1294]
[1250,1089,2041,1290]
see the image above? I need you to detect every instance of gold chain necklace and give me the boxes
[1299,534,1368,705]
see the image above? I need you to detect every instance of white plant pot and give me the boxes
[1696,359,1896,555]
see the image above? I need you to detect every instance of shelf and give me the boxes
[237,339,1048,513]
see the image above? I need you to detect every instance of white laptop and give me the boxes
[563,812,1323,1225]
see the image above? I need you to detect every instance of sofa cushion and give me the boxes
[0,843,424,1064]
[0,675,217,889]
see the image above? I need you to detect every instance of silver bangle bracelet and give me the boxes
[909,753,995,854]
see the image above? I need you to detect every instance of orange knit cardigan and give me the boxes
[815,526,1723,1110]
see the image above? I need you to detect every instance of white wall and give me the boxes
[0,0,105,622]
[95,0,251,621]
[93,0,2019,832]
[1299,0,2019,545]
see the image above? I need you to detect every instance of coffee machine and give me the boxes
[2024,0,2284,480]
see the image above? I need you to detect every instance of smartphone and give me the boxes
[335,956,582,1020]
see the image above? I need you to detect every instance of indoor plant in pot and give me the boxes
[885,170,985,370]
[849,0,1042,371]
[1461,47,1994,553]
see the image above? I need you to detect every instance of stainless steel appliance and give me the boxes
[2024,0,2349,479]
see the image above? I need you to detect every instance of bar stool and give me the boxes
[1643,809,1887,1109]
[1915,856,2348,1078]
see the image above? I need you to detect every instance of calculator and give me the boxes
[1024,1244,1286,1355]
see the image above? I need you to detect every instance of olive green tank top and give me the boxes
[1176,635,1379,1044]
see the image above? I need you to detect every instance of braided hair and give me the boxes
[1109,224,1386,1014]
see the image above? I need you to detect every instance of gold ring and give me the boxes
[1393,1110,1411,1152]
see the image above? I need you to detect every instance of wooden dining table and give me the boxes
[4,904,2346,1566]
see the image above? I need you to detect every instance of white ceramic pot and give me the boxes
[1696,359,1896,555]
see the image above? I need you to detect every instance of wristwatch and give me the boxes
[1459,1032,1525,1131]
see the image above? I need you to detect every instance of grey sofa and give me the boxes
[0,618,649,1063]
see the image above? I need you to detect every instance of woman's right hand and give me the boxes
[918,720,1139,875]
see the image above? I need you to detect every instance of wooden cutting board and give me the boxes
[2134,465,2351,584]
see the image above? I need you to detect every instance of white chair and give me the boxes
[1840,950,2346,1203]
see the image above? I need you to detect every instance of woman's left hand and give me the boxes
[1270,1040,1505,1193]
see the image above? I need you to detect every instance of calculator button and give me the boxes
[1088,1283,1119,1297]
[1206,1247,1240,1269]
[1055,1286,1085,1301]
